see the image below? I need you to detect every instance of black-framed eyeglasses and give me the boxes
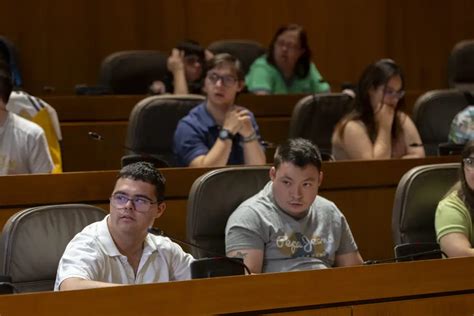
[110,193,158,212]
[206,72,238,87]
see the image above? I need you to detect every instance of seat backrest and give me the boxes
[392,163,459,246]
[412,89,469,155]
[186,167,270,258]
[448,39,474,90]
[125,94,205,167]
[288,93,353,154]
[0,204,105,293]
[207,40,266,75]
[99,50,168,94]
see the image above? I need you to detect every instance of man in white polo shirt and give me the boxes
[55,162,194,290]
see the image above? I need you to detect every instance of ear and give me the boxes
[269,167,276,181]
[153,202,166,220]
[318,171,324,187]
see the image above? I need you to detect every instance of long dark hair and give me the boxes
[457,141,474,214]
[266,24,312,78]
[337,59,406,142]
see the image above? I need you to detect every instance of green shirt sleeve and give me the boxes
[309,63,330,93]
[245,58,273,93]
[435,192,472,242]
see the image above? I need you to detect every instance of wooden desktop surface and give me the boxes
[0,257,473,315]
[0,156,458,261]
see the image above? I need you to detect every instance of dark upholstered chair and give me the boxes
[288,93,353,157]
[392,163,459,260]
[123,94,205,167]
[207,40,265,75]
[186,167,270,258]
[0,204,105,292]
[99,50,168,94]
[412,89,469,156]
[448,40,474,91]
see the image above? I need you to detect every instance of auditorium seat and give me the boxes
[448,40,474,91]
[122,94,205,167]
[207,40,266,75]
[0,204,105,292]
[392,163,459,260]
[288,93,353,159]
[186,167,270,258]
[99,50,168,94]
[412,89,470,156]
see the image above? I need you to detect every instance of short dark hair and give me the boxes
[274,138,322,171]
[206,53,244,81]
[267,24,312,78]
[176,39,205,61]
[117,162,166,202]
[0,70,12,104]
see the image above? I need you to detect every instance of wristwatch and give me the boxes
[218,128,234,141]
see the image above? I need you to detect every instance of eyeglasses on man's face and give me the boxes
[110,193,158,212]
[464,157,474,171]
[206,72,238,87]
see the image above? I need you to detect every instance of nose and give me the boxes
[291,185,303,199]
[124,198,135,209]
[215,78,224,87]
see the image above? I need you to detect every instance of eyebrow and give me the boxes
[112,191,154,201]
[280,175,317,182]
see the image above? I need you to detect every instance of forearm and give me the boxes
[443,245,474,258]
[190,139,232,167]
[227,249,263,274]
[372,128,392,159]
[172,69,189,95]
[59,277,120,291]
[243,140,266,165]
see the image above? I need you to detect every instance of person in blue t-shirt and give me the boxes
[173,53,266,167]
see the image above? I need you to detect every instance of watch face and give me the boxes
[219,129,231,140]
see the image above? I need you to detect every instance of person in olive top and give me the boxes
[245,24,330,95]
[436,141,474,257]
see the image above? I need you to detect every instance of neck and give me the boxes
[206,101,234,126]
[107,219,145,260]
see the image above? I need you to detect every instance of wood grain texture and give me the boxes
[2,1,474,94]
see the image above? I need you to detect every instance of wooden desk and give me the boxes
[42,91,424,171]
[0,156,458,261]
[0,257,473,315]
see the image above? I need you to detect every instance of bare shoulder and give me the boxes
[342,119,367,137]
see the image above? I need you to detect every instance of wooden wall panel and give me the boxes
[1,1,473,94]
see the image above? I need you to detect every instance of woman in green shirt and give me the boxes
[245,24,330,95]
[435,141,474,257]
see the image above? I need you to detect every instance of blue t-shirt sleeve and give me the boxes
[173,119,210,166]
